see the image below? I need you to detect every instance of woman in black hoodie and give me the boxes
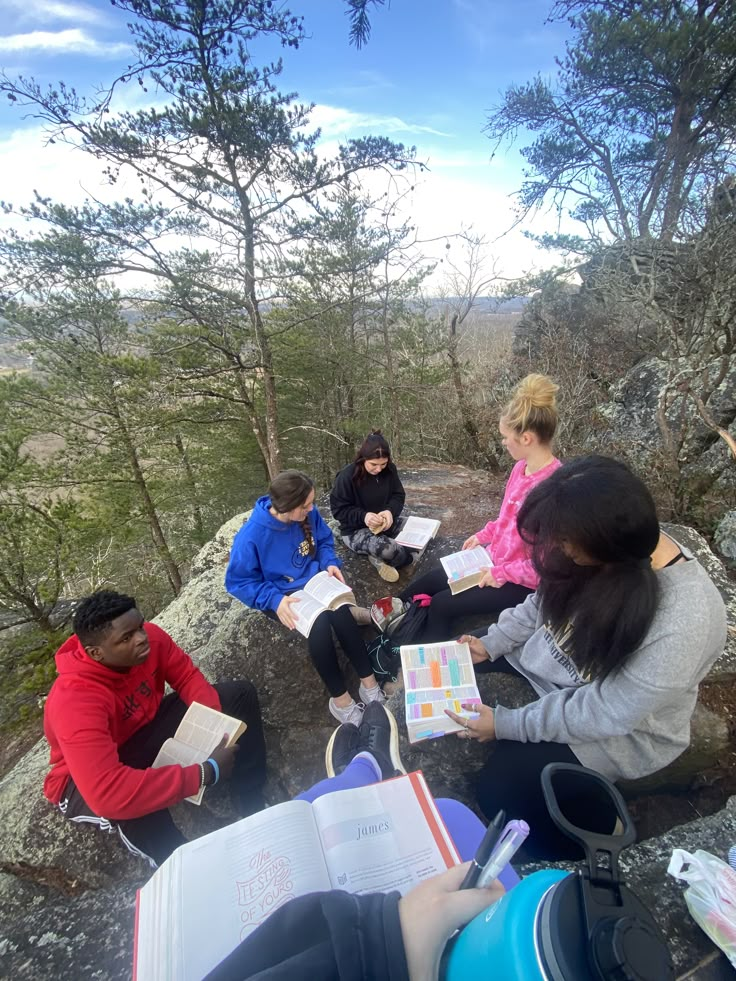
[330,431,411,583]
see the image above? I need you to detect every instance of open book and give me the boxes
[291,570,356,637]
[401,641,482,743]
[151,702,246,805]
[134,771,459,981]
[440,545,492,594]
[394,515,441,551]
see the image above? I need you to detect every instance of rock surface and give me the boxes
[715,510,736,563]
[1,468,735,979]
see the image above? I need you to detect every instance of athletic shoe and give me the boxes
[356,702,405,779]
[350,606,373,626]
[368,555,400,583]
[359,681,387,704]
[329,697,364,726]
[325,722,360,777]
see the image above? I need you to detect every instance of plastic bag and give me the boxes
[667,847,736,966]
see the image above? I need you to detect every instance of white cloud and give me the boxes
[5,0,107,26]
[311,104,452,140]
[0,29,130,57]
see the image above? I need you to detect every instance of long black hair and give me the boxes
[517,455,661,680]
[352,430,395,486]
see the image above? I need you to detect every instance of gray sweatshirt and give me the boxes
[480,547,727,780]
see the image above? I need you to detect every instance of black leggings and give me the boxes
[305,606,373,697]
[399,565,533,643]
[60,681,267,867]
[475,659,618,861]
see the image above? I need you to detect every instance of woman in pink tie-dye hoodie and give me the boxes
[398,374,562,642]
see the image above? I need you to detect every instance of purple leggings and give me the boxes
[297,757,519,891]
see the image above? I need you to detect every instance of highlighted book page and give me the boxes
[440,546,491,578]
[313,771,458,894]
[401,641,482,743]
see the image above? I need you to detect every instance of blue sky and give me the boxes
[0,0,572,280]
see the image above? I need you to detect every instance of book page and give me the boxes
[313,772,459,896]
[172,701,246,754]
[440,545,492,583]
[135,800,331,981]
[394,516,441,549]
[303,570,353,606]
[401,641,482,743]
[290,589,324,638]
[151,702,246,805]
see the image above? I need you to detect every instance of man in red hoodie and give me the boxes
[44,590,266,867]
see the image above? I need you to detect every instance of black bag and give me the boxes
[384,594,432,646]
[367,633,402,685]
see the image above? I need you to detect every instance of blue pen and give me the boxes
[477,820,530,887]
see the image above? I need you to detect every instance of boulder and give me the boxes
[715,510,736,563]
[2,488,736,979]
[664,523,736,679]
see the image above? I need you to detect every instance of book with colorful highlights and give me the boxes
[400,641,482,743]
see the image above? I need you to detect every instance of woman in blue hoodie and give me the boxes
[225,470,384,725]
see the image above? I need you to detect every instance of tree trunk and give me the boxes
[447,314,500,471]
[115,414,183,594]
[174,434,205,543]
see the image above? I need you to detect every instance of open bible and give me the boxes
[393,515,441,551]
[291,570,356,637]
[401,641,482,743]
[440,545,493,594]
[134,771,459,981]
[151,702,246,805]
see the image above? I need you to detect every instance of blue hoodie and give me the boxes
[225,496,341,613]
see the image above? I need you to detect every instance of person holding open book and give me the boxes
[199,702,509,981]
[398,374,561,643]
[330,430,412,583]
[446,456,727,861]
[226,469,384,726]
[43,590,267,868]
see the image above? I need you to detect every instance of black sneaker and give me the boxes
[356,702,406,779]
[325,722,360,778]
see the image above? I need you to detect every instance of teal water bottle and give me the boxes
[445,764,674,981]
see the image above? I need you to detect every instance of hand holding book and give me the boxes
[205,734,239,784]
[276,594,301,630]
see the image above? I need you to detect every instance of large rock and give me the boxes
[715,510,736,563]
[2,487,736,979]
[664,523,736,679]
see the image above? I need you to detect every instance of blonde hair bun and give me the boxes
[503,373,559,442]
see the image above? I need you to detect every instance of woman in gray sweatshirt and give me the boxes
[447,455,727,860]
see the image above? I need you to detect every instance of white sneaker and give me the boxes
[329,698,364,726]
[359,682,386,705]
[368,555,399,582]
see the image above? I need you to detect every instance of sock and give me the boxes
[352,751,382,782]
